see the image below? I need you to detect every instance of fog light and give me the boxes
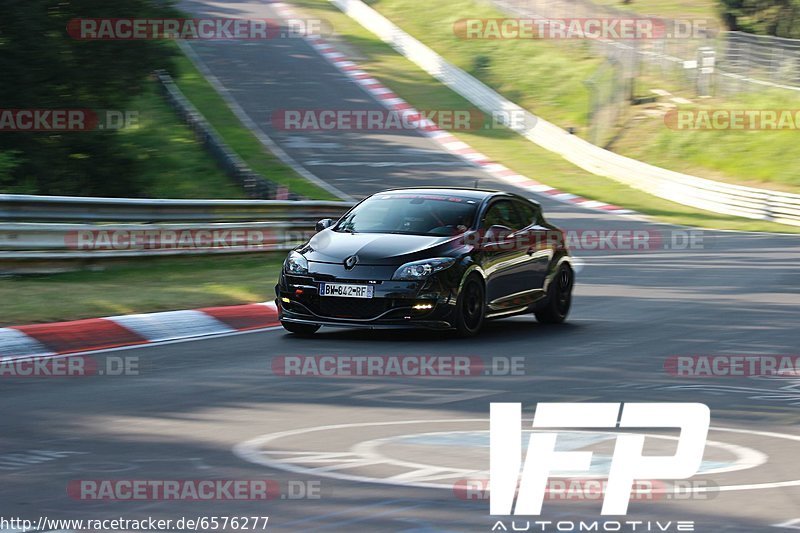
[281,297,291,303]
[413,303,433,310]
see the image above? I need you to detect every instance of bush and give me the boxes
[0,0,178,196]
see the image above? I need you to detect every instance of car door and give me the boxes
[478,199,533,311]
[512,199,552,291]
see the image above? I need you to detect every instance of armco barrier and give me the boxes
[329,0,800,227]
[0,194,352,223]
[154,70,283,200]
[0,195,354,273]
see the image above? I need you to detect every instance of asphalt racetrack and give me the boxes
[2,1,799,531]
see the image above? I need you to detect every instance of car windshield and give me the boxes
[335,193,479,236]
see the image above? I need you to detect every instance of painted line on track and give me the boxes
[234,418,798,494]
[0,302,280,361]
[271,1,638,218]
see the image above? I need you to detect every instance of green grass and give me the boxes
[66,42,338,200]
[612,90,800,193]
[290,0,800,233]
[372,0,604,129]
[170,48,339,200]
[0,254,284,326]
[362,0,800,194]
[4,0,796,327]
[120,81,246,199]
[1,43,343,326]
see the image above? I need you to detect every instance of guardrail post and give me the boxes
[153,70,283,200]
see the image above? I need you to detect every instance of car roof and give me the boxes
[377,187,540,205]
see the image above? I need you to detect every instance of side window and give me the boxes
[482,200,526,231]
[513,200,539,228]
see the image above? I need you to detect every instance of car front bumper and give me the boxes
[275,264,460,330]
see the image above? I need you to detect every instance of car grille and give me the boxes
[314,296,392,319]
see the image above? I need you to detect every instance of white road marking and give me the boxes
[283,136,341,150]
[773,518,800,529]
[304,160,469,167]
[0,329,53,358]
[177,41,353,201]
[0,326,284,364]
[571,256,586,274]
[235,419,780,494]
[108,310,234,342]
[0,450,87,471]
[356,387,499,405]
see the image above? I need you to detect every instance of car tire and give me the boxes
[281,321,320,336]
[454,274,486,337]
[535,264,574,324]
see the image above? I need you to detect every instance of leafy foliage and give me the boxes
[0,0,178,196]
[718,0,800,38]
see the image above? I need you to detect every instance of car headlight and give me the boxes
[284,251,308,274]
[392,258,456,280]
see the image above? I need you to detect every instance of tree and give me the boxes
[718,0,800,38]
[0,0,178,196]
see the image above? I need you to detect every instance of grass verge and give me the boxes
[291,0,799,233]
[1,44,342,325]
[0,254,283,326]
[170,47,339,200]
[77,43,337,200]
[121,81,246,199]
[365,0,800,193]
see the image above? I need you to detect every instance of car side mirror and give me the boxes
[481,225,513,250]
[315,218,334,232]
[484,225,512,241]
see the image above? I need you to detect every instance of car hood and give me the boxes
[300,230,462,266]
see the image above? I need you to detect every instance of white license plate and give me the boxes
[319,283,374,298]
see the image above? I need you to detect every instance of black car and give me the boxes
[275,187,574,336]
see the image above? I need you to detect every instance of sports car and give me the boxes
[275,187,574,336]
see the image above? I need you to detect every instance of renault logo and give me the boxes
[344,255,359,270]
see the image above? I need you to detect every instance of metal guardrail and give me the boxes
[331,0,800,227]
[154,70,286,199]
[0,195,354,273]
[0,194,353,223]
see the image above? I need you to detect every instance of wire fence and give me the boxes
[491,0,800,96]
[490,0,800,145]
[332,0,800,227]
[718,31,800,93]
[584,55,629,146]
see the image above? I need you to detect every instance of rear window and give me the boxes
[482,200,527,231]
[514,200,540,227]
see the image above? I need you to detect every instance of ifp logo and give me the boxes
[490,403,710,516]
